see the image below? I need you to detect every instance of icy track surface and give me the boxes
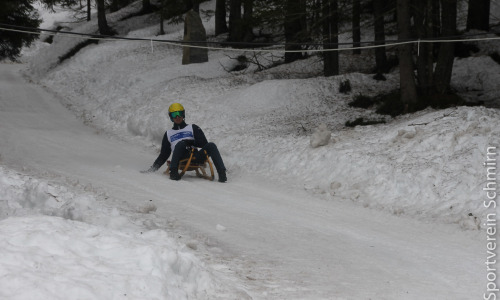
[0,63,487,299]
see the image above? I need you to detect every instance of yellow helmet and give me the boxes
[168,103,185,121]
[168,103,184,113]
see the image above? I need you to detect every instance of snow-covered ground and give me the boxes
[1,1,499,299]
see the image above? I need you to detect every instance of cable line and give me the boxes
[1,23,499,54]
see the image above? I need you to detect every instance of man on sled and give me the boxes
[141,103,227,182]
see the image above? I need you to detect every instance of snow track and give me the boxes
[0,63,485,299]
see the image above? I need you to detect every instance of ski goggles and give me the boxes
[170,111,183,119]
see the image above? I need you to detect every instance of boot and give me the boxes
[170,171,181,181]
[218,171,227,183]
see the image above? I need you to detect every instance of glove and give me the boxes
[140,165,159,173]
[182,139,194,149]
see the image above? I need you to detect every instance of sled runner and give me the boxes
[164,148,215,181]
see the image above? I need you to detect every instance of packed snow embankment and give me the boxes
[220,106,500,230]
[0,166,220,300]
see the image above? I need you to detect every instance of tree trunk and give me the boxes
[111,0,132,13]
[414,0,434,96]
[96,0,112,35]
[110,0,119,12]
[434,0,457,95]
[215,0,228,35]
[432,0,440,37]
[192,0,200,12]
[87,0,91,21]
[142,0,154,13]
[397,0,417,110]
[242,0,254,42]
[322,0,339,76]
[228,0,243,43]
[159,0,165,34]
[373,0,388,73]
[352,0,361,54]
[285,0,305,63]
[466,0,490,31]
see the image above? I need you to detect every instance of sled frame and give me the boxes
[165,148,215,181]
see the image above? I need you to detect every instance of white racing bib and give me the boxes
[167,124,195,151]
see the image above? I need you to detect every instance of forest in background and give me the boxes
[1,0,499,114]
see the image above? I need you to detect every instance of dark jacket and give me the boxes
[153,121,208,169]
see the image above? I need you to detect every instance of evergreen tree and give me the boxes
[110,0,132,13]
[96,0,114,35]
[414,0,436,96]
[466,0,490,31]
[433,0,457,95]
[352,0,361,54]
[284,0,307,63]
[397,0,418,110]
[0,0,42,61]
[373,0,388,73]
[141,0,154,13]
[322,0,339,76]
[215,0,228,35]
[242,0,254,42]
[228,0,243,43]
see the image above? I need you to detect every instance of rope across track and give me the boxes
[1,23,499,54]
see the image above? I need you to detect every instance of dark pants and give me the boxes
[170,140,226,174]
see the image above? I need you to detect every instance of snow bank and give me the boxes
[0,167,219,300]
[452,56,500,107]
